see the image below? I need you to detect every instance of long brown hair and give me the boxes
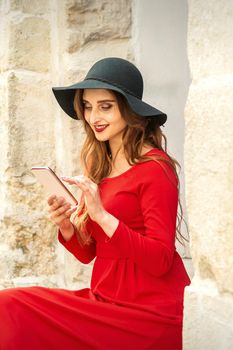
[72,89,189,246]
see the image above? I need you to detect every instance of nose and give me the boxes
[89,107,101,125]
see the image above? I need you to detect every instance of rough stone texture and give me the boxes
[185,78,233,292]
[65,0,131,53]
[9,16,50,72]
[183,0,233,348]
[0,71,57,287]
[0,1,56,288]
[187,0,233,79]
[10,0,50,15]
[184,277,233,350]
[0,0,133,289]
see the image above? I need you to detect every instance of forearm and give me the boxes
[92,211,174,276]
[94,210,119,240]
[101,220,174,276]
[58,229,96,264]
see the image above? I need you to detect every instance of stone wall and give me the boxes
[183,0,233,348]
[0,0,133,289]
[2,1,232,347]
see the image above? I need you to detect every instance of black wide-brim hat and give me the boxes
[52,57,167,126]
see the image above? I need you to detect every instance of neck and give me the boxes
[109,138,124,161]
[111,148,125,165]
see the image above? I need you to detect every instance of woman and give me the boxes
[0,57,190,349]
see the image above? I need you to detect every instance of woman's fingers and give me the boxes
[47,194,57,206]
[62,177,97,205]
[48,196,66,212]
[48,195,76,217]
[61,176,81,185]
[50,202,78,219]
[60,175,103,223]
[50,205,77,224]
[50,203,70,217]
[61,175,94,188]
[47,193,79,228]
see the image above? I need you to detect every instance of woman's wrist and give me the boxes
[59,223,75,241]
[94,210,119,239]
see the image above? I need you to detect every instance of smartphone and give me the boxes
[31,166,78,206]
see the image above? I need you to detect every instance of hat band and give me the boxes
[84,77,141,99]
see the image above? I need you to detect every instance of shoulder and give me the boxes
[143,148,171,161]
[138,148,176,173]
[135,149,178,187]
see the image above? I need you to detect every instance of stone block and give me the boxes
[0,75,8,122]
[9,17,50,72]
[0,76,9,178]
[0,71,58,280]
[183,280,233,350]
[64,0,131,53]
[7,71,55,168]
[184,77,233,293]
[188,0,233,79]
[10,0,50,15]
[0,5,8,72]
[0,244,25,281]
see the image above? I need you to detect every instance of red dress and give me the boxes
[0,149,190,350]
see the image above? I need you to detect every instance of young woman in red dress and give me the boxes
[0,57,190,350]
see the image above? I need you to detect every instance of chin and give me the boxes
[94,134,110,142]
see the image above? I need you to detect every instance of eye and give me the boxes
[83,102,92,110]
[100,104,112,111]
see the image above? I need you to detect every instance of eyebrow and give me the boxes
[82,99,116,103]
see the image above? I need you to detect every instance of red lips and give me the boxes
[94,125,109,132]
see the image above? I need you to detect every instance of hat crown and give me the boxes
[84,57,143,99]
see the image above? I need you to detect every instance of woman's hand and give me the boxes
[47,195,77,241]
[61,175,119,238]
[61,175,106,224]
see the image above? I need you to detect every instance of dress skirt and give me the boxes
[0,286,182,350]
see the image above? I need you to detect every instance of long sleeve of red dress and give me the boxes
[58,230,96,264]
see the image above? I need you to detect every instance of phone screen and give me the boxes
[31,167,78,206]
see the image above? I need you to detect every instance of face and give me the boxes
[82,89,127,145]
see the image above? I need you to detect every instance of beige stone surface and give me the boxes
[184,0,233,348]
[188,0,233,79]
[7,72,56,167]
[9,17,50,72]
[0,71,57,286]
[184,77,233,293]
[65,0,131,53]
[183,278,233,350]
[10,0,50,15]
[0,3,9,71]
[0,0,56,288]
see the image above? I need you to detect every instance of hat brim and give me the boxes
[52,80,167,126]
